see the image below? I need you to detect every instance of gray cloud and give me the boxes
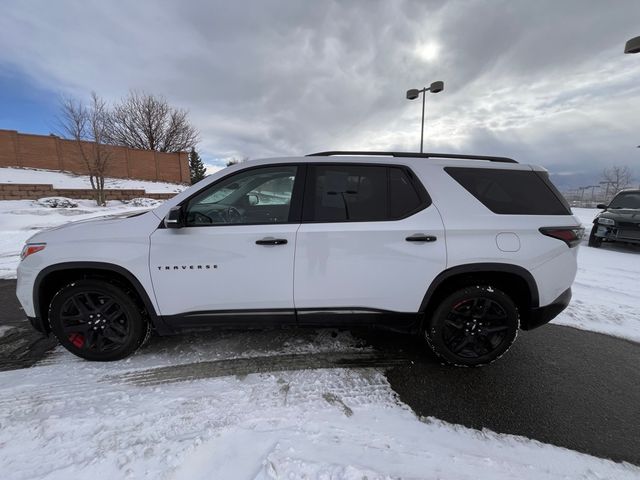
[1,0,639,187]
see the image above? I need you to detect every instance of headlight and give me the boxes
[597,217,615,226]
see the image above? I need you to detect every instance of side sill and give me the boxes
[161,309,297,333]
[297,308,420,333]
[158,308,421,335]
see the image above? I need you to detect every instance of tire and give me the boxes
[425,285,519,367]
[48,279,149,361]
[588,226,602,248]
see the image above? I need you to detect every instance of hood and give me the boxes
[598,208,640,222]
[26,209,155,243]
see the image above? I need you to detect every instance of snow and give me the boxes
[0,199,157,279]
[551,208,640,343]
[35,197,79,208]
[123,197,164,208]
[0,167,187,193]
[0,330,637,480]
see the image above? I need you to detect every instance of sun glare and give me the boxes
[415,41,441,62]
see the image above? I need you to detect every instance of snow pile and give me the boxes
[35,197,79,209]
[123,197,164,208]
[0,330,637,480]
[0,166,187,193]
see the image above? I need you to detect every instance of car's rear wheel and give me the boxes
[48,279,149,361]
[588,225,602,248]
[425,285,519,367]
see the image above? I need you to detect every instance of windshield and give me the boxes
[608,192,640,209]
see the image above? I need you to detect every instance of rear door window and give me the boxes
[303,164,429,222]
[445,167,571,215]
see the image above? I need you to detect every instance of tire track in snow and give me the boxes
[114,351,411,386]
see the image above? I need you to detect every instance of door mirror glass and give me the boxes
[164,206,184,228]
[247,193,259,206]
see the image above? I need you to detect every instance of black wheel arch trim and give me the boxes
[419,262,540,312]
[33,262,169,334]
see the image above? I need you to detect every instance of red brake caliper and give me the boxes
[69,333,85,348]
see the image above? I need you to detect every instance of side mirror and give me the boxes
[164,206,184,228]
[247,194,259,206]
[596,203,608,210]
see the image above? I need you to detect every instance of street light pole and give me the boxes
[420,90,426,154]
[406,80,444,153]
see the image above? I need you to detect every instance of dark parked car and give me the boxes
[589,189,640,247]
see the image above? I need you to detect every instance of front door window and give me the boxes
[185,165,298,226]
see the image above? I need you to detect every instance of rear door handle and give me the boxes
[256,237,288,246]
[406,234,437,242]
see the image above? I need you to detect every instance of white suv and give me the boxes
[16,151,583,366]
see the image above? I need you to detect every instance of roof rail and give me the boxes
[306,151,518,164]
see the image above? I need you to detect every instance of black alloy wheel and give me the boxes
[48,279,149,361]
[425,285,519,366]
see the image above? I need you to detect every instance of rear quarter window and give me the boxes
[445,167,571,215]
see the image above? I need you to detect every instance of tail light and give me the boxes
[20,243,46,260]
[539,227,584,248]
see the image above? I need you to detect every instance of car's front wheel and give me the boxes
[588,225,602,248]
[425,285,519,367]
[48,279,149,361]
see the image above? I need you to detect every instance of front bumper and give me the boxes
[522,288,571,330]
[593,224,640,245]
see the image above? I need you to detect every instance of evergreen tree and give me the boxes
[189,147,207,184]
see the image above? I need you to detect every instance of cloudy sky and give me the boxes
[1,0,639,189]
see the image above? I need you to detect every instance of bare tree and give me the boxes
[602,165,633,200]
[106,91,199,152]
[58,93,112,206]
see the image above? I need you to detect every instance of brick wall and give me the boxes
[0,129,190,184]
[0,183,176,201]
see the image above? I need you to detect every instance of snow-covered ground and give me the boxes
[0,330,638,480]
[0,167,188,193]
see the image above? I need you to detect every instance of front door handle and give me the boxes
[406,234,437,242]
[256,237,288,246]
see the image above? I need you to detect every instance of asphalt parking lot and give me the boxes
[1,279,638,466]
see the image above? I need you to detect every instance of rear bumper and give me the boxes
[522,288,571,331]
